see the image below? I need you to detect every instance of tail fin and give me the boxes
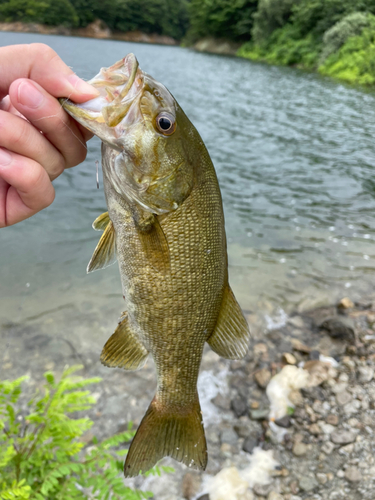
[124,396,207,477]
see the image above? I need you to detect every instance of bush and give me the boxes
[319,23,375,85]
[0,365,172,499]
[319,12,375,63]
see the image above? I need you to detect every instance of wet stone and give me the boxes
[319,316,355,341]
[331,430,356,445]
[231,397,248,417]
[309,350,320,360]
[253,483,273,497]
[212,393,231,411]
[196,495,210,500]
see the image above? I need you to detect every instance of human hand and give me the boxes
[0,43,99,227]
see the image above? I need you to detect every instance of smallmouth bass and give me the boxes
[61,54,250,477]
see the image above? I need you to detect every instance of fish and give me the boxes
[61,53,250,477]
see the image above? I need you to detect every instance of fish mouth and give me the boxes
[60,53,144,146]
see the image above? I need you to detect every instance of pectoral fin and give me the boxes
[87,218,116,273]
[92,211,110,231]
[207,285,250,359]
[101,313,149,371]
[132,208,170,274]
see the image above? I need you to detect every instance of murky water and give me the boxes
[1,32,375,325]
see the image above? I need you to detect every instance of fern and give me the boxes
[0,365,172,500]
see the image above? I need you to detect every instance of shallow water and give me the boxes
[1,32,375,326]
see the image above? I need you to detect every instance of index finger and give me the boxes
[0,43,99,102]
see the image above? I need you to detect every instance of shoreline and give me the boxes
[0,20,178,46]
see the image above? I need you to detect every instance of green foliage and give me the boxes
[239,23,321,70]
[319,23,375,85]
[0,366,172,500]
[252,0,295,44]
[187,0,258,43]
[291,0,375,38]
[320,12,375,63]
[0,0,79,27]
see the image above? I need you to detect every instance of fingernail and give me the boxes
[67,75,99,96]
[18,81,44,109]
[0,148,12,166]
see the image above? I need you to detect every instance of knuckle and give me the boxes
[41,187,55,209]
[29,43,57,62]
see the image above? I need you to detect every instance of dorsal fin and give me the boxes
[207,285,250,359]
[87,218,116,273]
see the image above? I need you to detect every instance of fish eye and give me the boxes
[156,112,176,136]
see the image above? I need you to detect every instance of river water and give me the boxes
[1,32,375,326]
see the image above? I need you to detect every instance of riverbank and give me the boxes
[2,292,374,499]
[0,20,177,45]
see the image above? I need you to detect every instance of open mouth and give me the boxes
[61,53,144,133]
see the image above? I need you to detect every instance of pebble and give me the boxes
[250,408,269,420]
[221,428,238,445]
[330,430,356,445]
[309,424,321,435]
[321,441,335,454]
[230,397,248,417]
[338,297,354,309]
[292,442,307,456]
[319,316,355,340]
[316,473,328,484]
[267,492,283,500]
[253,483,273,497]
[254,368,272,389]
[336,391,352,406]
[275,415,291,428]
[282,353,297,365]
[326,414,339,425]
[357,366,374,383]
[299,476,318,492]
[243,435,258,454]
[344,466,362,482]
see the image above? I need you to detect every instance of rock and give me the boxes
[243,435,258,454]
[299,476,318,492]
[253,483,273,497]
[357,366,374,383]
[182,472,201,500]
[250,408,269,420]
[316,473,328,485]
[321,441,335,454]
[267,493,283,500]
[197,495,210,500]
[282,353,297,365]
[289,389,303,406]
[309,424,321,435]
[292,442,307,456]
[254,368,272,389]
[291,338,311,353]
[309,350,320,360]
[274,415,291,428]
[344,466,362,482]
[338,297,354,310]
[231,397,248,417]
[221,428,238,445]
[212,393,231,411]
[336,391,352,406]
[319,316,355,341]
[303,360,335,387]
[326,414,339,425]
[331,430,356,445]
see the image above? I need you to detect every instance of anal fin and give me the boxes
[100,313,148,371]
[207,285,250,359]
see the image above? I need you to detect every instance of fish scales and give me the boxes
[61,53,250,477]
